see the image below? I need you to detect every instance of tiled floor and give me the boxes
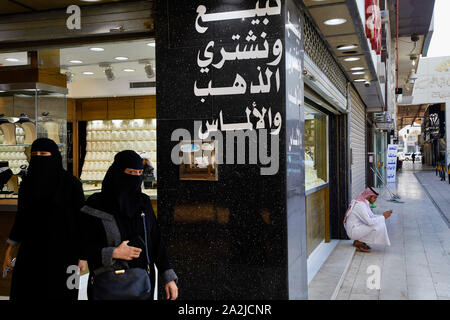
[336,162,450,300]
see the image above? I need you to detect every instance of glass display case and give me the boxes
[304,105,328,191]
[80,118,158,200]
[0,83,67,198]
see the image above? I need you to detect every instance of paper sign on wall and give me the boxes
[386,144,398,183]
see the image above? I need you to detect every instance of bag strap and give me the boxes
[141,212,151,274]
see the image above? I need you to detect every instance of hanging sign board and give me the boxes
[365,0,382,55]
[386,144,398,183]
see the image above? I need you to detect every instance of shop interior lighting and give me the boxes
[5,58,19,62]
[123,68,135,72]
[99,62,115,81]
[352,71,365,75]
[104,67,115,81]
[324,18,347,26]
[114,57,129,61]
[147,42,156,47]
[337,44,358,50]
[90,47,105,52]
[344,57,360,62]
[83,71,94,75]
[65,71,74,83]
[350,67,364,71]
[70,60,83,64]
[145,64,154,78]
[354,79,366,82]
[139,59,155,78]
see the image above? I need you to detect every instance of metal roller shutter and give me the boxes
[350,88,367,200]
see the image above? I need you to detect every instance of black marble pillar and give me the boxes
[156,0,307,299]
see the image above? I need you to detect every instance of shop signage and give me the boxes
[166,0,292,176]
[386,144,398,183]
[365,0,382,55]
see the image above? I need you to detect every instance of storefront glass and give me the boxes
[305,105,328,191]
[0,85,67,197]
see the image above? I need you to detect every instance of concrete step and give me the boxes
[308,240,356,300]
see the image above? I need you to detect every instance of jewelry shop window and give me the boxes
[305,105,328,191]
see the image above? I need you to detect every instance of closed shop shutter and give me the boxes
[350,88,367,200]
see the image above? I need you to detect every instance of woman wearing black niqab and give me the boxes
[2,138,86,300]
[81,150,178,300]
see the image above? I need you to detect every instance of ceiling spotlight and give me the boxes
[115,57,129,61]
[65,72,74,83]
[324,18,347,26]
[90,47,105,52]
[409,71,418,80]
[337,44,358,50]
[344,57,360,62]
[139,59,155,78]
[100,63,115,81]
[105,67,115,80]
[145,64,154,78]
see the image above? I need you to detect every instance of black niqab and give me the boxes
[27,138,64,201]
[100,150,143,219]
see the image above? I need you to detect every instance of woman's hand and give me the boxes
[112,241,142,261]
[165,280,178,300]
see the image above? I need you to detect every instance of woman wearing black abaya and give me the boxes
[81,150,178,300]
[2,138,86,300]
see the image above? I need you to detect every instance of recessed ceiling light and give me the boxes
[147,42,156,47]
[344,57,360,62]
[351,67,364,71]
[115,56,129,61]
[324,18,347,26]
[90,47,105,52]
[70,60,83,64]
[352,71,365,75]
[5,58,19,62]
[123,68,135,72]
[337,44,358,50]
[354,79,366,82]
[83,71,94,75]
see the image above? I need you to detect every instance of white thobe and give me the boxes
[344,200,391,246]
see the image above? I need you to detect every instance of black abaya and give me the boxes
[7,138,85,300]
[80,150,177,299]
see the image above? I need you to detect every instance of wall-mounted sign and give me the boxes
[365,0,382,55]
[386,144,398,183]
[179,140,218,181]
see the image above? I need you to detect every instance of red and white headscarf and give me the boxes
[344,187,379,224]
[354,187,379,205]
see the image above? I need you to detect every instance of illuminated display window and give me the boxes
[304,105,328,191]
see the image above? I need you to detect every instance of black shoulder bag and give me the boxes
[83,206,152,300]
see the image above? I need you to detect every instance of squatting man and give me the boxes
[344,187,392,252]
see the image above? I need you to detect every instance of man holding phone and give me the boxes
[344,187,393,253]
